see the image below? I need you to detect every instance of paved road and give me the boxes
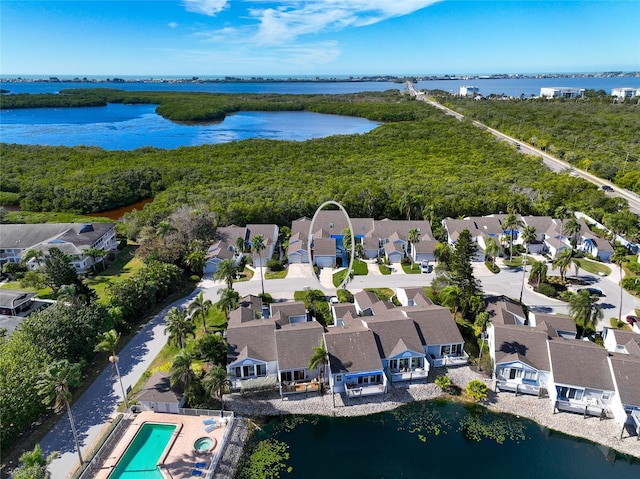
[405,82,640,214]
[39,258,639,478]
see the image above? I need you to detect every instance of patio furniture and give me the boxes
[191,470,204,476]
[204,423,217,432]
[202,417,216,425]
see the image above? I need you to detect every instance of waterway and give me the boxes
[0,104,380,150]
[245,401,640,479]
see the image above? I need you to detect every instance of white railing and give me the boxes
[388,367,429,383]
[77,413,133,479]
[345,383,385,398]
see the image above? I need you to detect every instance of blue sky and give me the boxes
[1,0,639,77]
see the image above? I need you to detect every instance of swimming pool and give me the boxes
[109,423,177,479]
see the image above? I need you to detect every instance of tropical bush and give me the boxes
[466,380,489,401]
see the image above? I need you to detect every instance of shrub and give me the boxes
[466,379,488,401]
[536,282,556,298]
[435,375,451,390]
[193,334,226,365]
[259,292,273,304]
[189,274,201,282]
[337,289,354,303]
[266,259,284,272]
[485,261,500,274]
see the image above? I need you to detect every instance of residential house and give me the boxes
[602,328,640,356]
[608,354,640,433]
[0,223,117,273]
[531,312,577,339]
[353,290,380,316]
[203,240,237,274]
[331,302,358,324]
[486,295,528,326]
[212,223,279,270]
[460,86,480,97]
[411,240,439,264]
[359,311,429,383]
[442,215,505,261]
[383,241,404,264]
[275,321,325,396]
[361,237,381,259]
[548,340,615,417]
[226,308,279,390]
[324,317,388,397]
[540,87,585,99]
[311,237,337,269]
[488,324,550,396]
[246,224,279,267]
[405,305,468,367]
[396,287,433,308]
[611,87,640,100]
[271,301,308,325]
[287,232,309,264]
[0,290,36,316]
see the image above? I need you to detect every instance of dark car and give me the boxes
[626,315,639,324]
[602,185,613,192]
[577,287,604,297]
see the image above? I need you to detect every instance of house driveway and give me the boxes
[286,263,313,278]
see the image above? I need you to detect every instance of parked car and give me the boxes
[626,315,639,324]
[577,287,604,297]
[420,261,432,273]
[514,143,521,150]
[602,185,613,192]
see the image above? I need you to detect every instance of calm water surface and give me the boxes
[0,104,380,150]
[249,401,639,479]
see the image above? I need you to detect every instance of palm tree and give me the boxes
[37,360,84,466]
[398,192,416,220]
[341,227,353,259]
[12,444,58,479]
[552,248,574,282]
[189,291,213,333]
[521,225,537,254]
[308,340,328,393]
[611,245,628,323]
[563,217,582,248]
[164,307,195,349]
[84,247,107,273]
[169,350,196,391]
[407,228,420,267]
[554,206,571,236]
[213,258,238,290]
[568,289,603,338]
[184,249,206,275]
[94,329,129,410]
[216,287,240,319]
[250,234,266,297]
[204,365,232,410]
[235,236,246,255]
[22,248,45,269]
[438,285,462,314]
[502,212,522,261]
[529,260,548,288]
[483,236,499,264]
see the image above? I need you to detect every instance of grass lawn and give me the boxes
[235,267,254,282]
[333,259,368,287]
[86,245,143,303]
[574,258,611,276]
[379,264,392,275]
[402,263,421,274]
[265,269,287,280]
[0,281,52,298]
[365,287,396,303]
[502,256,525,267]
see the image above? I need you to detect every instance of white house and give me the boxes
[611,87,640,100]
[540,87,585,99]
[460,86,480,97]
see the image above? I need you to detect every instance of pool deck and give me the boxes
[94,412,228,479]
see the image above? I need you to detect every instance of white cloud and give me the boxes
[249,0,441,44]
[168,22,179,28]
[183,0,228,17]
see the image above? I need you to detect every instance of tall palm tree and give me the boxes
[502,212,522,261]
[250,234,266,297]
[204,365,232,410]
[568,289,603,338]
[22,248,45,269]
[554,206,571,237]
[341,227,353,260]
[12,444,58,479]
[308,340,328,393]
[483,236,499,264]
[189,291,213,333]
[552,248,574,282]
[37,360,84,466]
[611,245,628,323]
[407,228,420,266]
[216,287,239,320]
[521,225,537,254]
[235,236,246,255]
[164,307,195,349]
[84,247,107,273]
[94,329,129,410]
[169,350,196,391]
[213,258,238,290]
[563,217,582,248]
[529,260,548,288]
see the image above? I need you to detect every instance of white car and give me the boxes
[420,261,431,273]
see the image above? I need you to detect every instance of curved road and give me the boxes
[406,82,640,214]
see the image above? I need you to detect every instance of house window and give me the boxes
[523,371,537,381]
[281,371,292,382]
[242,365,252,377]
[336,375,342,382]
[235,367,241,378]
[558,386,583,401]
[294,370,305,381]
[602,392,612,401]
[329,222,334,228]
[256,364,267,376]
[411,357,421,368]
[399,358,409,370]
[441,344,461,356]
[509,368,523,380]
[389,359,397,370]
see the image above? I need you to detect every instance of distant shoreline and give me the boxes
[2,71,639,84]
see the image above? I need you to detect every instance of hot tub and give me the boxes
[194,436,217,453]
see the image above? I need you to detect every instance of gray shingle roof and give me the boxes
[371,219,434,242]
[137,372,182,404]
[0,223,115,251]
[534,313,577,338]
[548,340,614,391]
[226,319,277,365]
[404,306,464,346]
[275,321,325,371]
[493,324,550,371]
[486,296,526,326]
[311,237,336,256]
[609,354,640,407]
[325,327,383,374]
[363,317,424,359]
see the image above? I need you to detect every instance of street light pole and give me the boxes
[519,254,528,304]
